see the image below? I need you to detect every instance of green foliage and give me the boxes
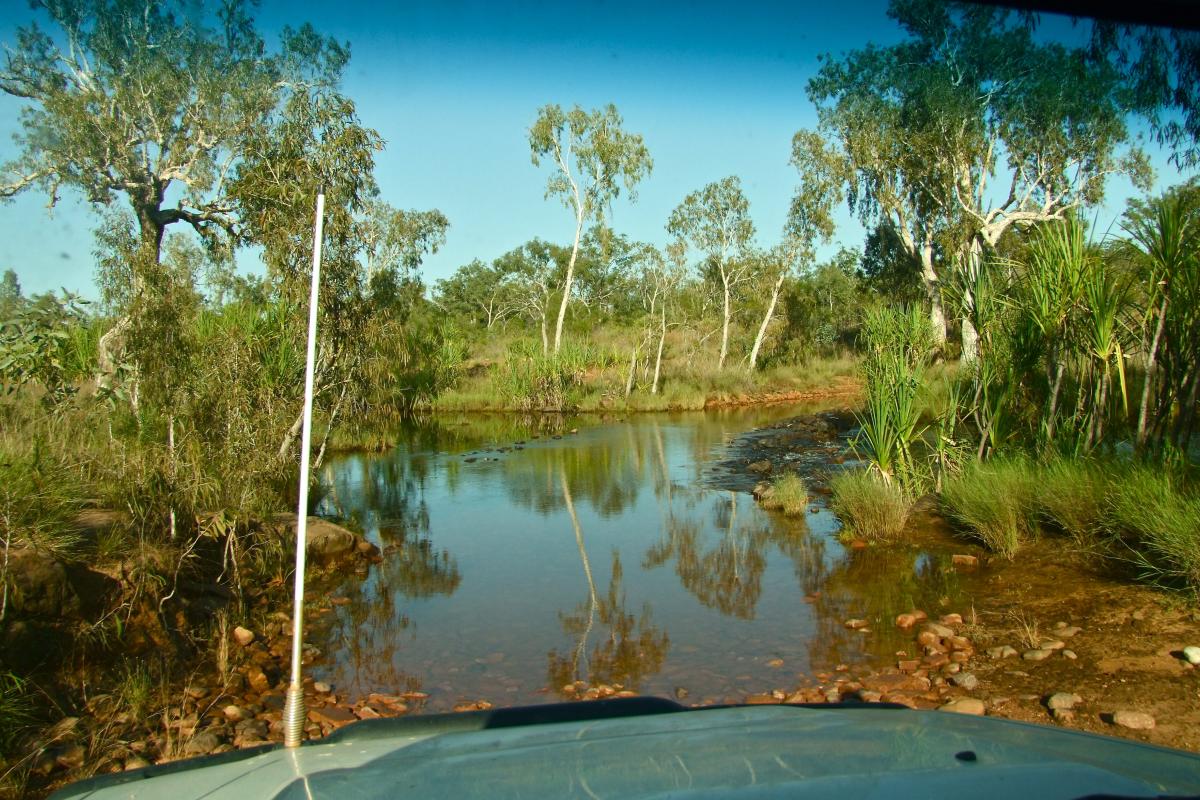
[758,474,809,516]
[940,458,1038,558]
[0,671,36,755]
[853,304,932,494]
[1035,458,1110,542]
[0,292,92,408]
[497,339,600,411]
[1107,467,1200,591]
[830,469,910,544]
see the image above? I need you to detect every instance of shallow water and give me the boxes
[312,406,969,710]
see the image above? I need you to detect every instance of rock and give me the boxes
[1056,626,1082,638]
[308,706,357,729]
[940,613,963,625]
[747,460,772,475]
[356,540,381,558]
[5,546,81,618]
[245,665,272,693]
[1052,709,1076,723]
[1112,710,1156,730]
[897,659,920,673]
[56,743,87,770]
[222,705,247,722]
[1023,649,1053,662]
[183,731,224,757]
[1047,692,1082,711]
[939,698,985,715]
[313,682,332,694]
[234,719,270,741]
[355,705,381,720]
[895,613,917,629]
[674,687,689,700]
[766,658,784,668]
[924,622,955,639]
[844,618,869,630]
[1039,640,1066,651]
[124,756,151,771]
[274,514,357,557]
[1182,646,1200,665]
[232,626,255,647]
[745,693,780,705]
[950,673,978,691]
[951,554,978,568]
[1063,649,1077,660]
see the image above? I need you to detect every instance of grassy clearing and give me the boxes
[940,458,1038,558]
[830,469,911,544]
[758,473,809,516]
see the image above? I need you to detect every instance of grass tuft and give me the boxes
[1107,466,1200,591]
[830,469,911,543]
[940,458,1037,558]
[758,473,809,516]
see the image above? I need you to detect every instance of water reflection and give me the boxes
[315,406,977,707]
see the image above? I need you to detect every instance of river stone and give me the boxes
[222,705,247,722]
[950,673,978,691]
[183,731,224,757]
[939,698,985,715]
[1182,646,1200,665]
[274,514,357,557]
[1055,625,1083,638]
[124,756,151,771]
[1048,692,1082,711]
[924,622,955,639]
[1039,639,1066,651]
[895,613,917,628]
[232,626,255,647]
[1112,710,1156,730]
[988,645,1019,659]
[1023,649,1053,661]
[844,618,869,630]
[747,460,773,475]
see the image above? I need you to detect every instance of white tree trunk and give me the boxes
[719,274,731,370]
[625,345,638,398]
[553,213,585,355]
[652,306,666,395]
[919,241,947,348]
[748,271,786,370]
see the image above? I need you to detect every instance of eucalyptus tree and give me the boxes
[667,176,756,370]
[807,0,1152,360]
[747,140,844,370]
[529,103,652,355]
[434,259,519,331]
[494,239,569,354]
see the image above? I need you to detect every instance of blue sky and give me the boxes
[0,0,1192,298]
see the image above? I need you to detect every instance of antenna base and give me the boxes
[283,683,308,748]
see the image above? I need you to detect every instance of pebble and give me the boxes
[1112,710,1156,730]
[233,626,256,647]
[766,658,785,668]
[951,555,978,568]
[313,682,332,694]
[1039,640,1066,651]
[183,731,224,757]
[939,698,985,715]
[1063,649,1077,660]
[950,673,978,691]
[1023,649,1053,661]
[940,614,963,625]
[924,622,955,638]
[895,613,917,629]
[124,756,151,771]
[1182,646,1200,665]
[1055,626,1083,638]
[1047,692,1082,711]
[844,618,869,630]
[988,645,1018,659]
[222,705,247,722]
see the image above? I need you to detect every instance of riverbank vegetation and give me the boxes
[1,0,1199,794]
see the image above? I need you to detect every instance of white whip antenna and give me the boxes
[283,185,326,748]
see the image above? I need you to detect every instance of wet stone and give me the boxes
[1112,710,1156,730]
[950,673,978,691]
[1023,649,1053,661]
[940,698,985,716]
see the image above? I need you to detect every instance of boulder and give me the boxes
[273,514,358,557]
[4,546,79,618]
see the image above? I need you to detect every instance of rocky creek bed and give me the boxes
[10,408,1200,797]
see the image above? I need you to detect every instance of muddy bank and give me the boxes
[721,410,1200,754]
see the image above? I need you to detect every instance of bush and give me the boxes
[830,469,911,543]
[1107,467,1200,591]
[940,458,1037,557]
[758,473,809,516]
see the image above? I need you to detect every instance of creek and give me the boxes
[312,403,972,711]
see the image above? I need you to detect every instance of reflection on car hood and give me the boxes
[52,699,1200,799]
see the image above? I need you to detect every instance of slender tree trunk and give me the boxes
[748,271,786,371]
[1045,358,1065,444]
[918,241,947,349]
[553,213,585,355]
[719,273,731,370]
[560,470,597,679]
[168,414,177,540]
[540,313,549,356]
[1136,295,1169,453]
[652,306,666,395]
[961,315,980,365]
[625,345,638,398]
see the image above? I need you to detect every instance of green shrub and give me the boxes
[940,458,1037,557]
[1035,458,1109,541]
[0,671,35,755]
[758,473,809,516]
[830,469,911,543]
[1107,467,1200,591]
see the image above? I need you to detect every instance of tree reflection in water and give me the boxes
[549,472,669,693]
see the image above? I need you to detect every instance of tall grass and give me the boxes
[1108,466,1200,590]
[1035,458,1109,542]
[940,458,1038,557]
[758,473,809,516]
[830,469,911,543]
